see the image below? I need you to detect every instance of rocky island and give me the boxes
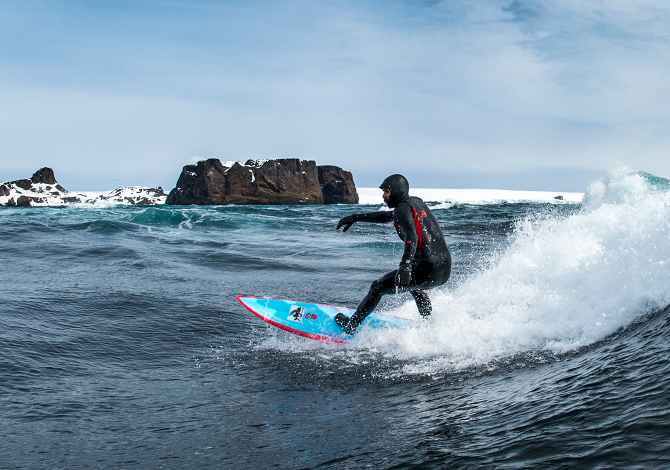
[0,168,167,207]
[166,158,358,205]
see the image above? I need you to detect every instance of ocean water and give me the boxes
[1,169,670,469]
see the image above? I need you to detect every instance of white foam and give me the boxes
[350,169,670,372]
[357,187,584,205]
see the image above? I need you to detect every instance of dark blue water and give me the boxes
[2,174,670,469]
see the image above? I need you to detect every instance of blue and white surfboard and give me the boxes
[237,296,414,343]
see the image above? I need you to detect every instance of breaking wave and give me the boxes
[359,169,670,370]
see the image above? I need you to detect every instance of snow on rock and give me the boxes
[1,168,167,207]
[80,186,168,206]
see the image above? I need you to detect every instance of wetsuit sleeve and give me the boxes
[336,211,393,231]
[353,211,393,223]
[394,204,418,264]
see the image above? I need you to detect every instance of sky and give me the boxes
[1,0,669,191]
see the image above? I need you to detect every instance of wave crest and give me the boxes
[363,168,670,370]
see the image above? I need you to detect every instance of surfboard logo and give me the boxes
[288,306,305,323]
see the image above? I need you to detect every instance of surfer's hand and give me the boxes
[396,263,412,286]
[336,215,356,232]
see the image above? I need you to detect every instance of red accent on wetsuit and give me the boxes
[412,208,423,248]
[394,207,424,248]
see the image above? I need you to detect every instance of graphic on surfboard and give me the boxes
[237,296,415,343]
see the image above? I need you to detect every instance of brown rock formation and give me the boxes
[167,159,328,205]
[317,165,359,204]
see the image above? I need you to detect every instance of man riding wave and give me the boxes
[335,174,451,334]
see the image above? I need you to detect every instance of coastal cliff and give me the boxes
[318,165,359,205]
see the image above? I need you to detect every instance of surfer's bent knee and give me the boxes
[370,278,385,294]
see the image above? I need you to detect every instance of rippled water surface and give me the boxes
[2,171,670,469]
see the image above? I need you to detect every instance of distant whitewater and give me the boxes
[358,187,584,205]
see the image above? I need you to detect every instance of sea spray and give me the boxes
[357,169,670,370]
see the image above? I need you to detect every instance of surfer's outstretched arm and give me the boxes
[336,211,393,232]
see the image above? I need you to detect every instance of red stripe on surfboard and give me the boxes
[236,296,347,344]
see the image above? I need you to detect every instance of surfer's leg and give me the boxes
[353,277,391,318]
[335,271,396,334]
[406,261,447,318]
[410,289,432,317]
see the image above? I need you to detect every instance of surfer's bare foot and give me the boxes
[335,313,356,335]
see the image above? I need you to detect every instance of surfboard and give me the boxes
[237,296,415,343]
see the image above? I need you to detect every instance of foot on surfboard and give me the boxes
[335,313,357,335]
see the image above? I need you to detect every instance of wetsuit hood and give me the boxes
[379,174,409,208]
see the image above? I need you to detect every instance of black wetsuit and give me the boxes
[336,172,452,334]
[351,195,451,322]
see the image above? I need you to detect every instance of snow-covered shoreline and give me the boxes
[1,185,584,207]
[357,187,584,205]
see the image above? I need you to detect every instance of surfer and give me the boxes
[334,174,451,334]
